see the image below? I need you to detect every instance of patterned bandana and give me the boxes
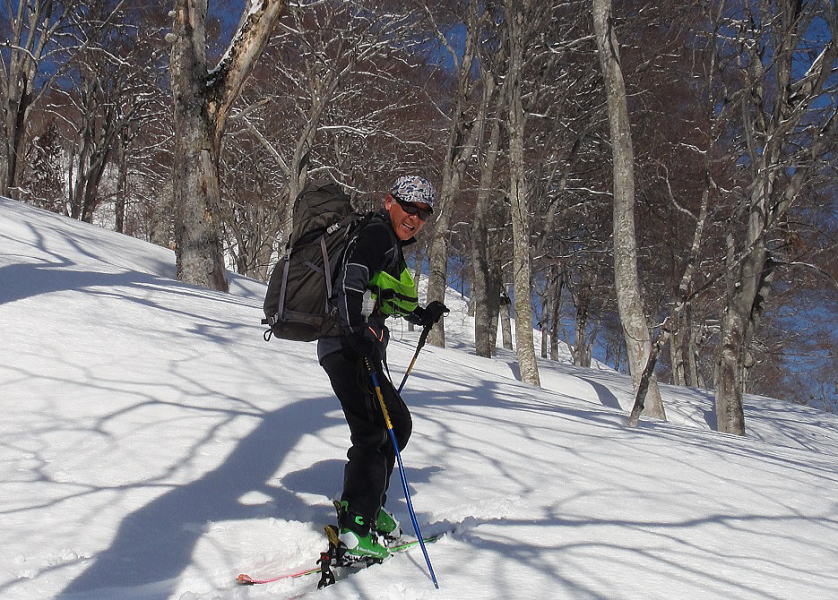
[389,175,436,213]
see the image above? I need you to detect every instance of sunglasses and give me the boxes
[394,196,432,221]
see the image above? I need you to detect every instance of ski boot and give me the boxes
[374,506,402,543]
[333,501,389,561]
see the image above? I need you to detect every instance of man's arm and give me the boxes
[334,221,396,332]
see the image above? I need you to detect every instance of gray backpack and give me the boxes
[262,181,371,342]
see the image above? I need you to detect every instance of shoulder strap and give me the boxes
[366,211,400,273]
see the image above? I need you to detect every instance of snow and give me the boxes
[1,196,837,600]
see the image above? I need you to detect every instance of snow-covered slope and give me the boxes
[1,197,837,600]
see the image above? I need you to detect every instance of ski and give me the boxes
[235,527,444,587]
[235,563,322,586]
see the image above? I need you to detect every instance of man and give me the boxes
[318,175,448,559]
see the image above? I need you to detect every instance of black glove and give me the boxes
[348,323,386,364]
[413,300,449,327]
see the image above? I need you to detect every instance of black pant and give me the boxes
[321,350,412,531]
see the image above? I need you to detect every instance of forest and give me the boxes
[2,0,836,429]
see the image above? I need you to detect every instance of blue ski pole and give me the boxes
[367,362,439,589]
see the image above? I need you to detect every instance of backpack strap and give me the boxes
[276,257,291,322]
[320,235,332,310]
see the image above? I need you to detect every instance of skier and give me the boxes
[318,175,448,559]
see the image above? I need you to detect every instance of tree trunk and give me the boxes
[488,281,501,351]
[687,315,701,388]
[1,3,39,198]
[408,255,423,333]
[592,0,663,417]
[115,133,128,234]
[169,0,285,292]
[500,291,513,350]
[426,0,486,348]
[540,321,548,359]
[471,70,505,358]
[0,72,29,198]
[506,0,539,386]
[549,266,563,361]
[170,41,229,291]
[573,301,593,368]
[669,309,687,386]
[715,238,764,434]
[151,181,174,248]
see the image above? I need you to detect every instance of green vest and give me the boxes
[369,264,418,317]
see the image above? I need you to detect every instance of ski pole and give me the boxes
[367,361,439,589]
[398,324,432,393]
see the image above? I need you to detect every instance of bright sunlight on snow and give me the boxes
[1,197,837,599]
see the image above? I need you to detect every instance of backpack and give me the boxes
[261,180,370,342]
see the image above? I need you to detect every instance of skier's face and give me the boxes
[385,194,430,241]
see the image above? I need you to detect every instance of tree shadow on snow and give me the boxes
[577,376,623,410]
[56,397,342,598]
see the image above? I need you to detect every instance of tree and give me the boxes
[592,0,665,418]
[470,54,508,358]
[424,0,489,348]
[1,1,77,197]
[709,0,836,434]
[169,0,286,291]
[59,1,159,224]
[19,120,64,211]
[229,0,428,279]
[503,0,544,386]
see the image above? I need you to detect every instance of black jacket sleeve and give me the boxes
[334,218,398,332]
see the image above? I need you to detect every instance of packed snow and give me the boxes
[1,196,837,600]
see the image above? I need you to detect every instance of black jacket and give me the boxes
[317,210,415,362]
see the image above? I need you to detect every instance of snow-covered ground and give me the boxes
[1,196,836,600]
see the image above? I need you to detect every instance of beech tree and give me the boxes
[592,0,665,418]
[169,0,286,291]
[708,0,836,434]
[470,44,509,358]
[503,0,548,386]
[424,0,489,348]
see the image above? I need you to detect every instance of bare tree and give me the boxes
[709,0,836,434]
[18,121,64,211]
[424,0,488,348]
[0,1,77,197]
[592,0,665,418]
[230,0,427,279]
[56,2,159,223]
[470,56,508,358]
[169,0,285,291]
[503,0,545,386]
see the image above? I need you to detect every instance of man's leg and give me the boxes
[321,352,389,529]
